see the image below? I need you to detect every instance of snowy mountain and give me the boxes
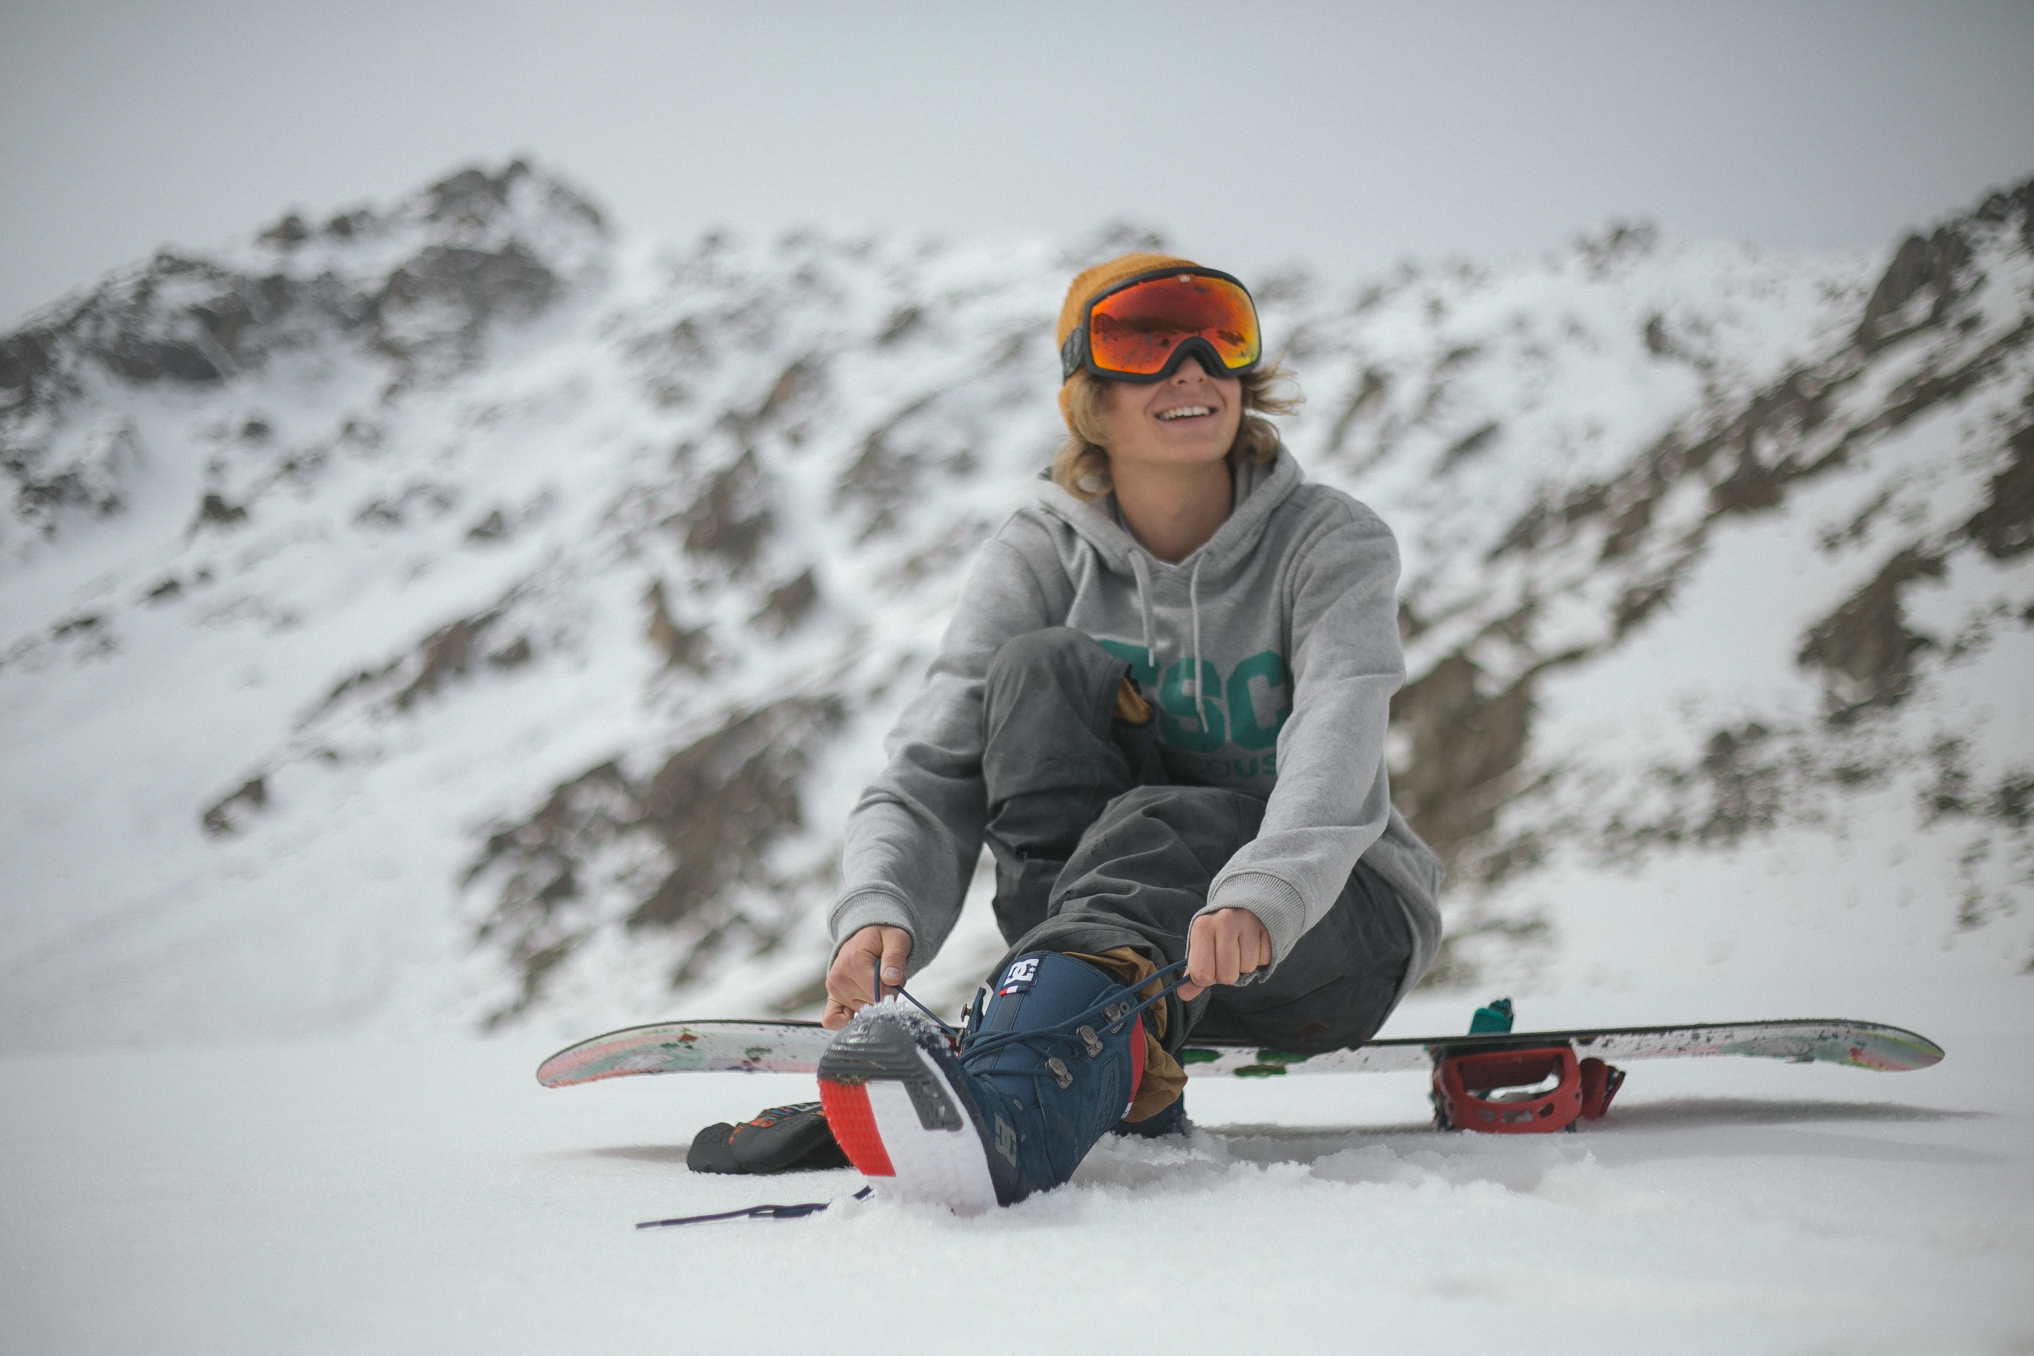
[2,161,2028,1051]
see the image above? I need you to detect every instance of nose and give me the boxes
[1170,356,1209,381]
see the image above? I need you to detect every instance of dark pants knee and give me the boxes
[999,782,1413,1055]
[981,628,1164,943]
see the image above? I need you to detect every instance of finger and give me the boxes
[825,943,875,1011]
[1186,916,1215,988]
[825,955,860,1007]
[1176,980,1205,1002]
[1238,919,1264,975]
[880,930,912,995]
[821,998,851,1030]
[1216,919,1241,986]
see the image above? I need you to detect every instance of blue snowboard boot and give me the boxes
[817,952,1154,1210]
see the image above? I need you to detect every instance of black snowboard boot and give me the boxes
[686,1101,849,1174]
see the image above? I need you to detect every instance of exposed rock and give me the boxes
[467,696,844,1020]
[201,776,268,836]
[1856,226,1972,350]
[2,159,605,544]
[485,636,533,670]
[196,493,248,528]
[834,396,937,539]
[628,698,842,927]
[679,449,773,569]
[643,579,708,670]
[8,417,141,527]
[1389,653,1538,867]
[373,241,560,378]
[465,509,509,542]
[1797,548,1946,718]
[394,614,500,710]
[1576,219,1658,277]
[755,570,818,634]
[877,305,923,346]
[743,357,820,430]
[1322,366,1388,460]
[1441,421,1501,467]
[1965,424,2034,559]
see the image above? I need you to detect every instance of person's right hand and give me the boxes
[821,925,913,1030]
[1177,907,1270,1001]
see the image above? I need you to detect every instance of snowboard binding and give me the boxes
[1430,998,1625,1134]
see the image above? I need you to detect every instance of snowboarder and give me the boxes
[810,253,1445,1208]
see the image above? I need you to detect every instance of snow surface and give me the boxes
[4,975,2028,1353]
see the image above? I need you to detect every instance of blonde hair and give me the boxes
[1050,361,1301,500]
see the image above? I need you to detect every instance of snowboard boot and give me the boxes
[816,952,1147,1210]
[1110,1092,1190,1139]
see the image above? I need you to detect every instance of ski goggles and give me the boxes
[1059,267,1263,384]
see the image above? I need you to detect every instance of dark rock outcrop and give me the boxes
[2,160,604,541]
[466,696,845,1022]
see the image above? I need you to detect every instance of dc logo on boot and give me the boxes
[999,958,1040,995]
[994,1116,1019,1166]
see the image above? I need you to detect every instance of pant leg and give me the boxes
[999,783,1414,1055]
[980,628,1165,944]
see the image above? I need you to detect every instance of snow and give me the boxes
[5,975,2029,1352]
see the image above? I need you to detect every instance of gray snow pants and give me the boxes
[981,628,1413,1056]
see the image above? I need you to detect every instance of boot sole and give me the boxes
[818,1012,1000,1213]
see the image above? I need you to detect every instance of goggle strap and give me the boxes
[1060,326,1087,383]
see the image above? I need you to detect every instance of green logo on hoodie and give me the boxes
[1098,641,1290,757]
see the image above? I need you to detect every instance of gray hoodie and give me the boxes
[830,447,1443,998]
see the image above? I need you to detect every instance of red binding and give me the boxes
[1431,1046,1624,1134]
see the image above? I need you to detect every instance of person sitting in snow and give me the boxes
[710,253,1443,1206]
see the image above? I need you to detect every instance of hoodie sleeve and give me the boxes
[828,528,1063,974]
[1202,505,1406,969]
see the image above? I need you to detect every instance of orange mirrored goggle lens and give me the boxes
[1086,273,1261,376]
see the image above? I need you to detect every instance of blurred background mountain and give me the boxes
[2,156,2028,1049]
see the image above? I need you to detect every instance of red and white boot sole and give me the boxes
[818,1014,1000,1213]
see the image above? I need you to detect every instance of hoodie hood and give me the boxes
[1034,451,1303,584]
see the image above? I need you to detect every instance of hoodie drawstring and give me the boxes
[1129,552,1158,682]
[1129,549,1212,740]
[1188,555,1208,735]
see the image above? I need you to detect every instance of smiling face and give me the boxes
[1094,356,1245,477]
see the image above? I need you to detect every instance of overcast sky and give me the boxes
[2,0,2030,327]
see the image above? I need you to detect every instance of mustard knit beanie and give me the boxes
[1056,250,1200,432]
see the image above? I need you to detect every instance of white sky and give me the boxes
[2,0,2031,327]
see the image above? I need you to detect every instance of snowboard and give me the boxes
[537,1015,1943,1088]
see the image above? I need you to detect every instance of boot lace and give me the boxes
[879,956,1191,1081]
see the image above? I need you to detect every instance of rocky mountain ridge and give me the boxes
[1,161,2027,1048]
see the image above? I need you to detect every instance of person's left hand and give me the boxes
[820,925,913,1030]
[1177,907,1271,1000]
